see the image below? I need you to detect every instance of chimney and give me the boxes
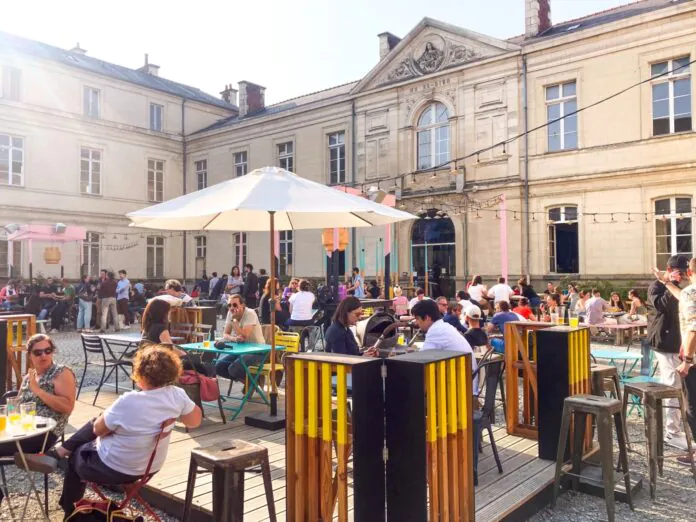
[69,43,87,55]
[525,0,552,38]
[238,81,266,118]
[220,84,238,105]
[137,53,160,76]
[378,32,401,60]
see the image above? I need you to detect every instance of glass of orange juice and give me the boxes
[203,340,211,348]
[0,406,7,433]
[21,402,36,432]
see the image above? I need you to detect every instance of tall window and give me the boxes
[233,232,247,267]
[80,147,101,195]
[195,236,207,258]
[0,134,24,186]
[417,102,450,170]
[146,236,164,279]
[83,232,101,276]
[328,132,346,184]
[652,57,691,136]
[1,66,21,101]
[147,159,164,202]
[150,103,163,132]
[547,206,579,274]
[655,197,693,268]
[279,231,293,276]
[83,87,100,118]
[278,142,294,172]
[0,234,21,277]
[234,151,247,177]
[546,81,577,151]
[195,159,207,190]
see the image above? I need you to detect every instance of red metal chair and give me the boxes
[85,418,177,522]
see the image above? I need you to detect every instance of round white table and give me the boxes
[0,416,56,521]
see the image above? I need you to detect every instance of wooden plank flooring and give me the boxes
[70,390,555,522]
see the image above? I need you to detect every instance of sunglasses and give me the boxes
[30,347,54,357]
[228,303,240,309]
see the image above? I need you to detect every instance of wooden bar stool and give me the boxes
[622,381,696,499]
[182,440,276,522]
[552,395,633,522]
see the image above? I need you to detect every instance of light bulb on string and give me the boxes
[644,213,650,223]
[531,212,537,222]
[502,142,506,154]
[513,211,519,221]
[625,213,632,224]
[610,213,616,223]
[592,214,598,224]
[475,210,482,219]
[430,170,437,179]
[450,161,458,175]
[495,210,501,220]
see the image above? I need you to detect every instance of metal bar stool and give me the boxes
[182,440,276,522]
[552,394,633,522]
[622,381,696,499]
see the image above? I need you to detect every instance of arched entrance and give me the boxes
[411,210,456,297]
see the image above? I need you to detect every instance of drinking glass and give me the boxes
[558,306,566,324]
[0,405,7,433]
[203,340,211,349]
[569,311,580,328]
[7,398,21,431]
[21,402,36,432]
[550,312,559,324]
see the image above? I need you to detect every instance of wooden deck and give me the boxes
[68,390,556,522]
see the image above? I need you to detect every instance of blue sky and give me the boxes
[3,0,630,104]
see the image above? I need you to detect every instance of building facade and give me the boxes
[1,0,695,293]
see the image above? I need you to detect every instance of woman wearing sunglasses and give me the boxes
[0,334,76,456]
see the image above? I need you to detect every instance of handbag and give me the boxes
[66,498,144,522]
[179,370,221,402]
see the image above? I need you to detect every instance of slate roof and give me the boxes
[0,31,236,111]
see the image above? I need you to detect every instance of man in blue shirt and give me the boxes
[116,270,131,328]
[437,296,467,335]
[349,267,366,298]
[487,301,519,353]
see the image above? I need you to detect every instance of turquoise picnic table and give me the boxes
[179,341,286,420]
[591,348,642,380]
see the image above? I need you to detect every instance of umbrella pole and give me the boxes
[245,210,285,431]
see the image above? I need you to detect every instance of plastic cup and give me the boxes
[21,402,36,431]
[203,340,211,348]
[0,405,6,433]
[550,313,559,324]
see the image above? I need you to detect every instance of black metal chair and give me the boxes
[77,335,133,405]
[473,358,505,486]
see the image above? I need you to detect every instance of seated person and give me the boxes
[368,280,381,299]
[609,292,625,312]
[585,288,608,326]
[153,279,193,307]
[214,295,267,385]
[411,299,477,389]
[392,286,409,317]
[463,306,488,349]
[512,297,535,320]
[0,335,76,459]
[409,287,427,311]
[487,301,519,353]
[439,298,467,334]
[287,280,316,328]
[37,277,59,321]
[540,293,562,322]
[52,345,202,517]
[324,297,377,357]
[0,280,20,311]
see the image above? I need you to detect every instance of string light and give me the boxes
[625,213,632,223]
[513,211,519,221]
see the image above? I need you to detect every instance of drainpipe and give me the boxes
[182,98,188,285]
[350,100,357,269]
[522,54,530,281]
[462,166,468,281]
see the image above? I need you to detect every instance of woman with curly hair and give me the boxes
[51,344,202,516]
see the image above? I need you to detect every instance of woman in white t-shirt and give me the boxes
[468,275,488,303]
[54,344,202,517]
[288,279,316,327]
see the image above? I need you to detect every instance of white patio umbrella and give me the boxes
[127,166,415,427]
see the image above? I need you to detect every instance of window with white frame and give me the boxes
[1,66,21,101]
[195,159,207,190]
[150,103,163,132]
[195,235,207,258]
[147,159,164,202]
[233,232,247,267]
[655,196,693,268]
[651,57,691,136]
[547,206,579,274]
[0,133,24,186]
[83,232,101,276]
[279,230,293,276]
[146,236,165,279]
[234,151,247,177]
[416,102,450,170]
[0,233,22,277]
[278,142,294,172]
[80,147,101,195]
[328,132,345,184]
[546,81,577,151]
[83,87,100,118]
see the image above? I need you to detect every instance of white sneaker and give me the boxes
[665,432,689,451]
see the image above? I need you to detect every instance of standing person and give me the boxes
[243,264,259,309]
[259,278,289,326]
[487,277,514,306]
[208,272,220,299]
[288,280,315,328]
[567,284,580,312]
[95,269,108,329]
[227,266,244,296]
[676,258,696,462]
[648,255,690,449]
[98,271,119,333]
[348,267,366,298]
[257,269,269,297]
[116,270,131,329]
[76,275,97,332]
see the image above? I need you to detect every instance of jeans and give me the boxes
[100,297,119,331]
[215,353,264,382]
[77,299,93,330]
[654,351,682,435]
[59,420,139,515]
[682,365,696,443]
[38,303,54,321]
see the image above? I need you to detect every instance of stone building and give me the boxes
[1,0,695,294]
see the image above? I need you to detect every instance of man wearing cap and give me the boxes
[464,305,488,349]
[648,254,690,448]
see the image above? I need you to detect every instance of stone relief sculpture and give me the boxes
[415,42,444,74]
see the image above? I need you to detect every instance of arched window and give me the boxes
[655,196,692,268]
[416,102,450,170]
